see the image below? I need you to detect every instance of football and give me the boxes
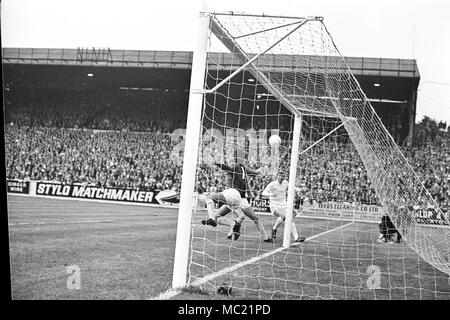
[269,134,281,146]
[217,282,233,296]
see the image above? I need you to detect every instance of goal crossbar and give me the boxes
[211,11,323,21]
[234,20,306,40]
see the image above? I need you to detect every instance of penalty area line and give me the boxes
[150,221,354,300]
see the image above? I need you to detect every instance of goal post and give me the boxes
[171,11,450,299]
[171,12,210,289]
[283,113,302,247]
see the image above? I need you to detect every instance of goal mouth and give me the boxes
[172,11,450,300]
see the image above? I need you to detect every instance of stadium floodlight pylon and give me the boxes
[172,11,450,299]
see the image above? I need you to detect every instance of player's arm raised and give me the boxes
[214,162,233,172]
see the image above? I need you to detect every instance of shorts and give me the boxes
[238,197,251,210]
[222,189,252,211]
[270,204,299,217]
[222,188,242,210]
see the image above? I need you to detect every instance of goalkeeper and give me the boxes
[201,161,272,242]
[261,172,305,243]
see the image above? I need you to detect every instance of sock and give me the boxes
[274,217,284,230]
[291,221,299,240]
[235,217,243,225]
[256,220,268,238]
[234,210,245,224]
[205,198,216,220]
[227,226,234,238]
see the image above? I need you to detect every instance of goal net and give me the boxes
[179,12,450,299]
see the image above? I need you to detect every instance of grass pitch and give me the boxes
[8,195,177,299]
[7,195,450,300]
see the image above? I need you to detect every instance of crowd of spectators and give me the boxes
[4,88,449,211]
[376,104,410,146]
[403,134,450,211]
[5,122,450,210]
[5,126,182,192]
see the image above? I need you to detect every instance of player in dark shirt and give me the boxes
[215,162,256,198]
[202,162,272,242]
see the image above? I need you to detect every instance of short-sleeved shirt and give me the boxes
[263,180,289,207]
[216,163,255,198]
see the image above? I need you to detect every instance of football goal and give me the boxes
[171,11,450,299]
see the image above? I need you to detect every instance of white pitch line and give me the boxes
[301,221,354,242]
[150,221,354,300]
[8,219,113,226]
[151,288,182,300]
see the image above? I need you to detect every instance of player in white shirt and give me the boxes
[261,173,305,243]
